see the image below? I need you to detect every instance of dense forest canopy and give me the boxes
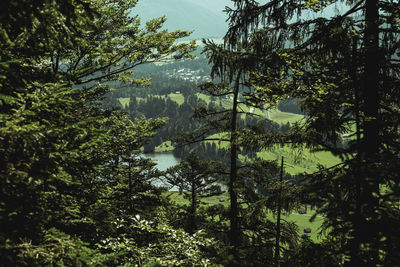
[1,0,399,266]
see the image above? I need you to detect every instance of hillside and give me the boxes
[133,0,232,39]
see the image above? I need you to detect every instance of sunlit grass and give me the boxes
[119,97,130,108]
[257,146,341,175]
[168,93,185,105]
[166,191,229,207]
[155,141,175,152]
[205,133,341,175]
[196,93,212,103]
[269,109,304,124]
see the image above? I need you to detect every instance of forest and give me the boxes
[1,0,399,266]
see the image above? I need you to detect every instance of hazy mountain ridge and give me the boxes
[133,0,232,39]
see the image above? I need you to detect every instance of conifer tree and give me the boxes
[163,152,222,234]
[224,0,400,264]
[0,0,196,264]
[174,37,301,265]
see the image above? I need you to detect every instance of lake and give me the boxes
[143,152,180,190]
[144,152,227,192]
[143,152,180,170]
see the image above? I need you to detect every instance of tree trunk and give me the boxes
[229,72,242,251]
[274,156,284,267]
[190,179,197,234]
[128,160,133,212]
[350,0,380,265]
[363,0,379,155]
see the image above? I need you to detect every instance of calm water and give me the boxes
[143,152,227,192]
[143,153,180,190]
[143,152,180,170]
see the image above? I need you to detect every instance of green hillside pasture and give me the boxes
[208,97,303,125]
[237,104,265,117]
[258,147,341,175]
[268,109,304,124]
[272,211,324,241]
[119,97,130,108]
[206,132,230,149]
[196,93,212,104]
[118,97,146,108]
[155,141,175,152]
[119,93,185,107]
[168,93,185,105]
[167,191,229,207]
[205,133,340,174]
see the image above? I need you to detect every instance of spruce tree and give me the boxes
[225,0,400,264]
[163,152,222,234]
[174,38,301,265]
[0,0,196,264]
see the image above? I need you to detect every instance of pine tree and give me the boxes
[224,0,400,264]
[164,152,222,234]
[173,37,302,265]
[0,0,196,264]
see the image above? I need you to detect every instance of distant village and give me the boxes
[166,68,211,83]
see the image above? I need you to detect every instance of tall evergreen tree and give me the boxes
[164,152,222,234]
[225,0,400,264]
[0,0,197,264]
[173,38,300,265]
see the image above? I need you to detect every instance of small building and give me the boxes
[298,209,307,214]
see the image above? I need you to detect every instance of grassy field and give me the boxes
[118,96,147,108]
[166,191,324,241]
[166,191,230,207]
[155,140,175,152]
[257,147,341,174]
[277,211,324,241]
[204,132,340,174]
[119,97,130,108]
[168,93,185,105]
[119,94,185,108]
[196,94,305,125]
[196,93,212,103]
[269,109,305,124]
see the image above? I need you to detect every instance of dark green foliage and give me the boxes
[164,152,223,234]
[3,0,398,265]
[225,0,400,265]
[282,235,344,267]
[0,0,225,265]
[166,31,303,264]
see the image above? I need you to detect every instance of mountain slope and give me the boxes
[133,0,232,39]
